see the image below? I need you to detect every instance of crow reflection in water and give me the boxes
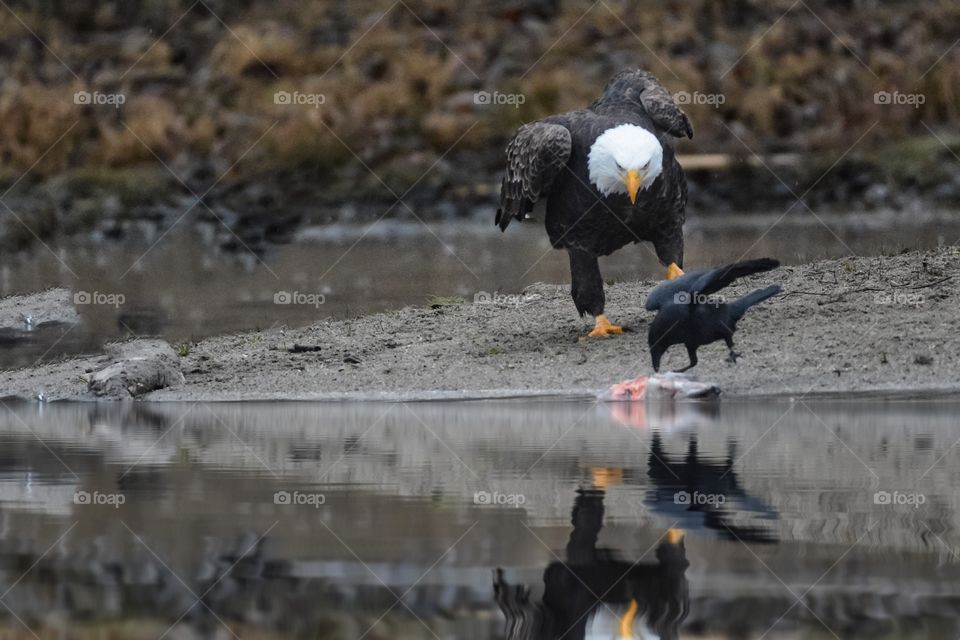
[494,488,689,640]
[645,432,779,544]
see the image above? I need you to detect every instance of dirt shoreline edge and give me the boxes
[2,247,958,402]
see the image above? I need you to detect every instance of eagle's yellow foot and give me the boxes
[619,598,639,639]
[583,314,623,339]
[666,527,685,545]
[666,263,685,280]
[591,466,624,488]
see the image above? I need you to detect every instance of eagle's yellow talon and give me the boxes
[666,263,684,280]
[591,467,624,488]
[619,598,638,639]
[666,528,684,545]
[583,314,623,339]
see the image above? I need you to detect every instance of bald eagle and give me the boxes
[496,69,692,337]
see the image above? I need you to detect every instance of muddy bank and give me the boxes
[1,248,958,401]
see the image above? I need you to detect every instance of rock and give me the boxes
[0,288,80,329]
[88,340,184,399]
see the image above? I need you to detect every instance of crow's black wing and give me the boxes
[644,268,711,310]
[645,259,780,310]
[496,121,572,231]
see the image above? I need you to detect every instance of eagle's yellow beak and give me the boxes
[625,169,642,204]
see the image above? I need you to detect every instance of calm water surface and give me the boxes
[0,398,957,638]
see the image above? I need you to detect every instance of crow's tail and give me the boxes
[731,285,782,321]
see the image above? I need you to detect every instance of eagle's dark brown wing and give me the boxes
[597,69,693,139]
[496,121,572,231]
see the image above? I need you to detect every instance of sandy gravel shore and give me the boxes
[2,247,958,401]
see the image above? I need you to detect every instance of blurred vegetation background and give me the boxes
[1,0,959,251]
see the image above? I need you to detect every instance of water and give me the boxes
[0,398,957,638]
[0,212,957,368]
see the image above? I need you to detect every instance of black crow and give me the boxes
[644,258,782,372]
[497,69,692,338]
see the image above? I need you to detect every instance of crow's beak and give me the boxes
[625,169,642,204]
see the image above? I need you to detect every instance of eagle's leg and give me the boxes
[654,230,685,280]
[569,249,622,338]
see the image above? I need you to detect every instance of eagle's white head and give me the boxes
[588,124,664,204]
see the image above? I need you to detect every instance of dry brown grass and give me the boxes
[0,84,84,175]
[94,96,187,165]
[0,0,957,189]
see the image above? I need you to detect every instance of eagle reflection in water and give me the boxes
[494,488,688,640]
[494,427,780,639]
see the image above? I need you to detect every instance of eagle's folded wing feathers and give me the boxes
[496,122,572,231]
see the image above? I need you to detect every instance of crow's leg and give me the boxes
[673,344,699,373]
[569,249,622,338]
[651,345,665,372]
[724,336,741,363]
